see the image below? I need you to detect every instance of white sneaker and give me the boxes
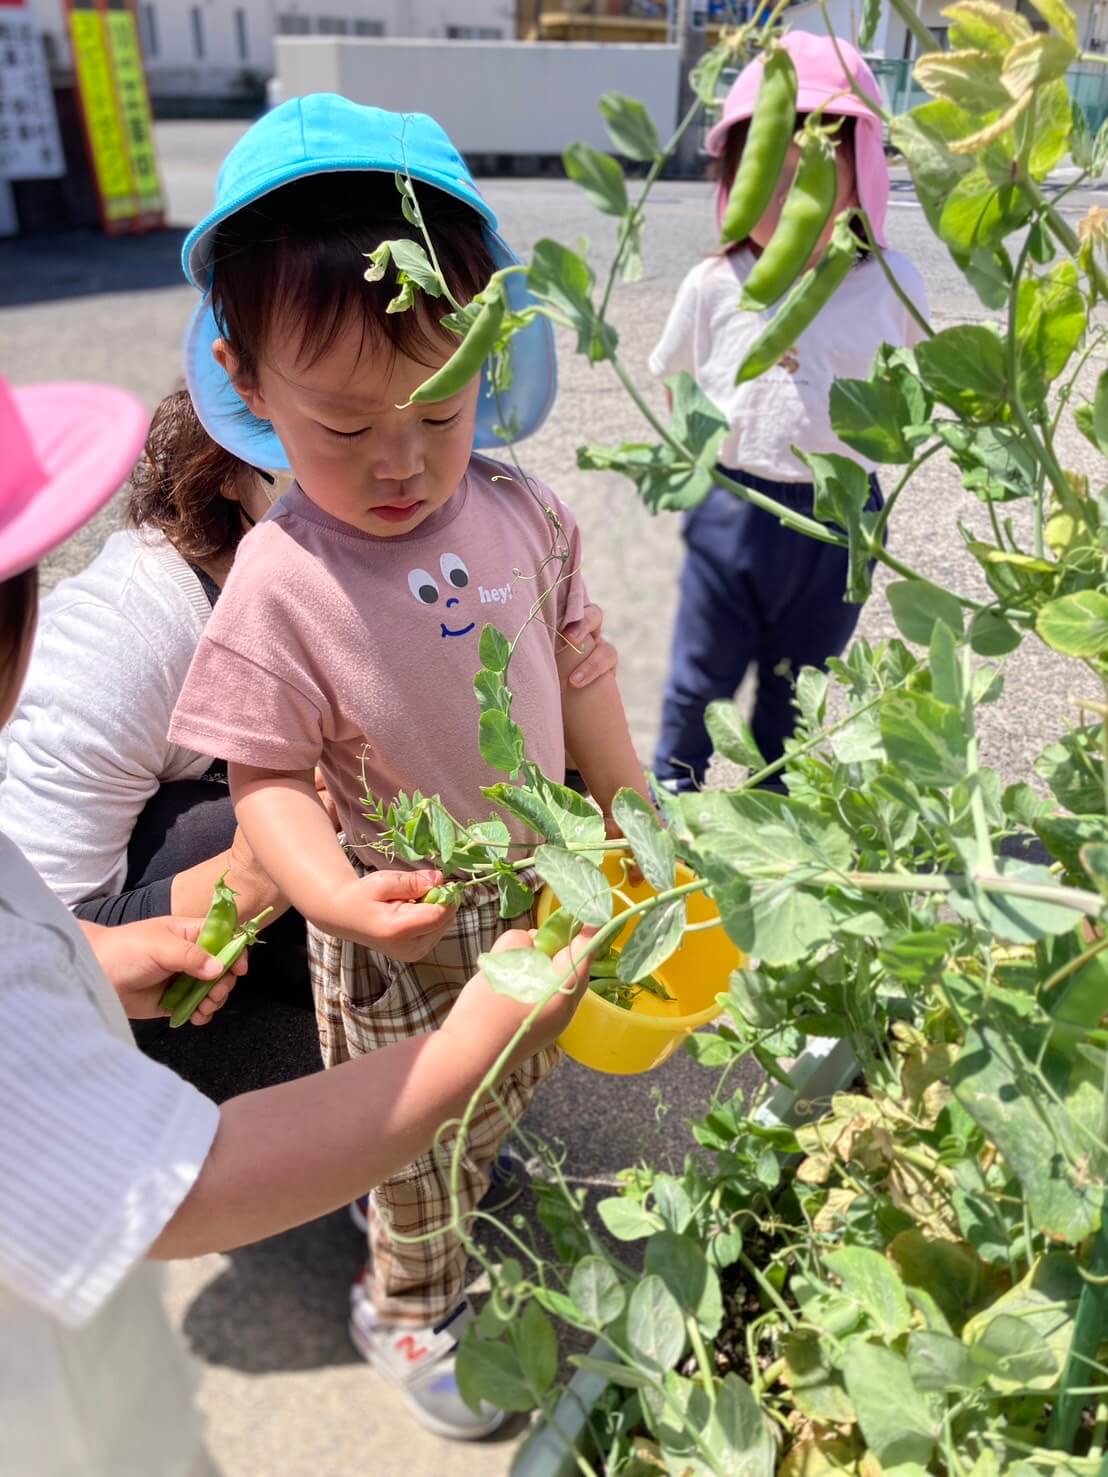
[348,1280,506,1441]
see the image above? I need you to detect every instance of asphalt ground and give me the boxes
[1,123,1105,1475]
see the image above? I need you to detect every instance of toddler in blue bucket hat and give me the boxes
[168,95,649,1439]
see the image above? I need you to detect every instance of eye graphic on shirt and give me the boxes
[407,568,440,605]
[440,553,469,590]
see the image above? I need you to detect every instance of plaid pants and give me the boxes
[307,868,558,1326]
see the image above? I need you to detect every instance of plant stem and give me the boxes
[1046,1209,1108,1449]
[1021,171,1108,301]
[739,1252,798,1327]
[887,0,940,53]
[963,647,995,873]
[1041,931,1108,996]
[870,442,943,544]
[817,6,891,121]
[858,208,933,337]
[686,1315,718,1410]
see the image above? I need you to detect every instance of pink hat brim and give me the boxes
[706,33,890,248]
[0,384,150,582]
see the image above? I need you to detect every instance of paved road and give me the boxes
[1,122,1105,1475]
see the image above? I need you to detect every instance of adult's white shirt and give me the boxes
[0,831,219,1475]
[0,530,212,906]
[648,247,929,481]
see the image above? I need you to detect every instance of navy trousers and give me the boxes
[653,467,882,790]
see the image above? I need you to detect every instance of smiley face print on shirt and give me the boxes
[406,552,516,641]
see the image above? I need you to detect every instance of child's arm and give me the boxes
[559,668,651,823]
[149,927,592,1258]
[231,762,452,959]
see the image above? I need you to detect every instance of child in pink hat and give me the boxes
[650,32,929,790]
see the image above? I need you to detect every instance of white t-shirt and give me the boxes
[0,530,214,907]
[0,833,219,1476]
[648,248,929,481]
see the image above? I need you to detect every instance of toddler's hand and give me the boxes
[325,868,455,960]
[603,812,644,888]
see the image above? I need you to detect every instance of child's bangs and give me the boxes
[210,174,496,380]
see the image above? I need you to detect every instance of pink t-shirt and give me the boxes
[168,456,587,862]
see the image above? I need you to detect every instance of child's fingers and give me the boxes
[568,636,619,688]
[362,868,443,903]
[552,926,597,996]
[490,927,536,954]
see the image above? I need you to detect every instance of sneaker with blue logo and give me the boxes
[348,1282,505,1440]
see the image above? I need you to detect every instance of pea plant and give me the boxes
[360,3,1108,1470]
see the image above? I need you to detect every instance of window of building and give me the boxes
[138,1,158,57]
[234,6,249,59]
[277,14,312,34]
[189,5,205,59]
[353,18,385,35]
[316,17,350,33]
[1015,0,1049,29]
[446,24,504,38]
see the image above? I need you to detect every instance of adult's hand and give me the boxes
[560,602,619,689]
[80,916,247,1023]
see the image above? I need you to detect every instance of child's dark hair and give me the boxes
[127,388,248,563]
[209,173,497,385]
[716,114,866,255]
[0,565,39,715]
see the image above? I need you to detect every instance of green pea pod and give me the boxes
[735,214,858,384]
[159,871,238,1012]
[740,131,839,311]
[533,906,583,959]
[588,955,620,979]
[422,882,464,906]
[168,906,274,1029]
[720,48,798,246]
[408,294,505,404]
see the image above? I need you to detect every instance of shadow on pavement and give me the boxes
[0,227,191,308]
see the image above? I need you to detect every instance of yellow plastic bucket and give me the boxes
[536,855,741,1075]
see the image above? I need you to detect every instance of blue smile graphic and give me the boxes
[441,595,474,639]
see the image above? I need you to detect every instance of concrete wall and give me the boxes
[276,37,681,154]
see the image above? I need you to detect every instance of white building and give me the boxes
[28,0,517,107]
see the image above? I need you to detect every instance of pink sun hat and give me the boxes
[0,375,150,583]
[705,32,890,248]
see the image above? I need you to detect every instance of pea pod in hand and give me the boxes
[533,906,582,959]
[422,882,465,906]
[740,129,839,311]
[159,872,237,1012]
[736,213,858,384]
[168,906,274,1029]
[720,47,798,247]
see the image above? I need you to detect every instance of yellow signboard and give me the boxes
[67,2,163,233]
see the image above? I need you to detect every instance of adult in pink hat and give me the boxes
[0,373,591,1476]
[649,31,928,795]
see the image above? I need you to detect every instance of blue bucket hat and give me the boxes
[182,94,556,470]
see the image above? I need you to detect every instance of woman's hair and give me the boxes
[127,388,249,563]
[209,172,497,386]
[0,565,39,717]
[716,113,864,255]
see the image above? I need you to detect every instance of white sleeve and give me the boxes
[0,599,178,907]
[647,268,701,380]
[0,908,219,1327]
[890,255,930,349]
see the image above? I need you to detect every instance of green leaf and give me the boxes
[387,237,443,295]
[483,782,563,843]
[479,709,525,777]
[684,1029,736,1066]
[915,324,1007,419]
[616,898,686,985]
[563,140,628,218]
[645,1231,723,1338]
[950,858,1084,943]
[906,1330,986,1392]
[669,372,730,470]
[783,1329,856,1423]
[651,1174,694,1234]
[963,1254,1080,1390]
[1015,262,1086,406]
[1080,841,1108,898]
[969,608,1022,656]
[473,667,511,717]
[1002,33,1077,99]
[797,450,879,603]
[597,1195,661,1241]
[705,702,766,771]
[888,579,965,645]
[946,0,1031,51]
[829,378,916,464]
[496,867,534,920]
[611,788,675,892]
[890,102,975,236]
[429,804,456,869]
[533,845,612,926]
[972,1310,1063,1388]
[599,91,661,161]
[888,1230,985,1332]
[940,168,1032,257]
[455,1327,538,1414]
[1025,0,1078,47]
[626,1274,686,1375]
[1036,725,1106,814]
[822,1246,912,1340]
[880,691,967,787]
[691,43,730,105]
[841,1342,939,1469]
[1036,591,1108,658]
[914,49,1011,111]
[477,946,557,1005]
[512,1301,558,1396]
[479,624,511,673]
[1034,814,1108,877]
[929,620,964,708]
[859,0,882,49]
[702,1373,777,1476]
[528,237,614,362]
[568,1256,626,1327]
[570,1353,652,1389]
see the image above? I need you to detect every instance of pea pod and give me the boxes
[740,130,839,311]
[408,294,505,404]
[422,882,465,906]
[159,872,238,1012]
[720,47,798,246]
[533,906,583,959]
[735,214,858,384]
[168,906,274,1029]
